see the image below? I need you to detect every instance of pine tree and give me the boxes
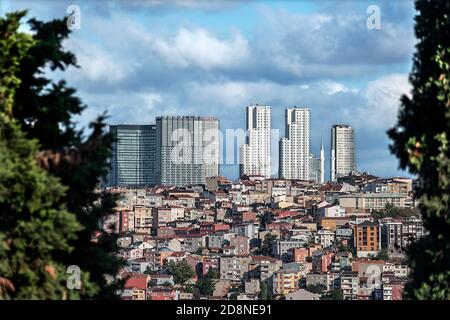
[387,0,450,299]
[1,11,123,299]
[0,11,81,299]
[259,281,268,300]
[196,268,217,297]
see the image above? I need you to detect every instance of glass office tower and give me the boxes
[109,124,157,187]
[156,116,219,186]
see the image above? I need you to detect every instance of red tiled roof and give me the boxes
[169,251,188,257]
[124,276,148,290]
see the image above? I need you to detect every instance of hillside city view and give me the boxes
[0,0,449,305]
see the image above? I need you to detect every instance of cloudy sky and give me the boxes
[1,0,417,180]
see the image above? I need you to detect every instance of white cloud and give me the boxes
[120,0,238,11]
[65,40,136,84]
[151,28,249,69]
[356,73,411,130]
[320,80,359,95]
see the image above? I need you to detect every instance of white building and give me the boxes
[279,107,310,180]
[330,125,356,181]
[240,105,271,178]
[315,204,347,218]
[314,229,335,248]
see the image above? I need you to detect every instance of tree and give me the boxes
[228,286,244,300]
[0,11,81,299]
[338,241,353,254]
[306,284,326,294]
[259,281,268,300]
[375,248,389,261]
[387,0,450,300]
[205,268,219,280]
[196,269,216,297]
[254,234,277,256]
[0,11,123,299]
[258,280,273,300]
[167,261,195,285]
[321,288,343,300]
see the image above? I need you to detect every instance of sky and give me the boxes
[1,0,417,180]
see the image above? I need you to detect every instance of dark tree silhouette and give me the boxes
[388,0,450,299]
[0,11,123,299]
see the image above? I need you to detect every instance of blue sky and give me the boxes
[1,0,417,180]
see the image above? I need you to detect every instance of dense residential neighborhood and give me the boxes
[104,172,423,300]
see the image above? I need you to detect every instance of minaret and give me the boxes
[320,136,325,183]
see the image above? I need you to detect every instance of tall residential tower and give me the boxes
[279,107,310,180]
[330,125,356,181]
[240,105,271,178]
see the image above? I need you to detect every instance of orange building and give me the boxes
[354,221,380,258]
[291,244,322,263]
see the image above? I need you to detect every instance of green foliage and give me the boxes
[375,248,389,261]
[167,260,195,285]
[259,280,268,300]
[387,0,450,299]
[371,203,421,220]
[258,280,273,300]
[196,269,217,297]
[306,284,326,294]
[321,288,343,300]
[205,268,219,280]
[0,11,123,299]
[254,234,277,256]
[0,11,81,299]
[338,241,353,254]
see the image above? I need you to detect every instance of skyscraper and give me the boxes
[330,125,356,181]
[279,107,310,180]
[156,116,219,186]
[240,105,271,178]
[108,124,157,187]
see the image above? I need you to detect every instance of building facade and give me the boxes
[220,256,252,282]
[354,221,381,258]
[330,125,356,181]
[156,116,219,186]
[338,193,407,210]
[240,105,271,178]
[273,269,302,295]
[280,107,310,180]
[109,124,157,187]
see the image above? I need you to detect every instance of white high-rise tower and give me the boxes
[240,105,271,178]
[279,107,310,180]
[330,125,356,181]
